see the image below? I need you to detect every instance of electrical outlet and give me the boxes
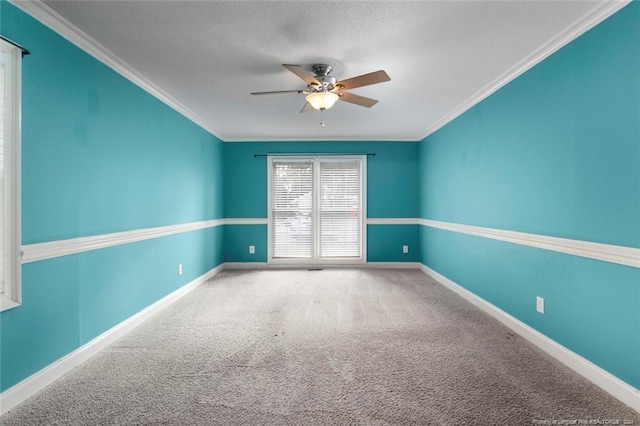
[249,245,255,254]
[178,264,183,276]
[402,245,409,254]
[536,296,544,314]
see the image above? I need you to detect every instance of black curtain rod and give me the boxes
[0,36,30,56]
[254,152,375,158]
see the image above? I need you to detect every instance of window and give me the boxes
[268,156,366,264]
[0,39,22,311]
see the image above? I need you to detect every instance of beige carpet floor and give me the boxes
[1,269,638,425]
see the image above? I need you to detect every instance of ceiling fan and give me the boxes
[251,64,390,126]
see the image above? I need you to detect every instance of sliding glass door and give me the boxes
[268,156,365,264]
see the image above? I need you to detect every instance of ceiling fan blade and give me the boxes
[338,91,379,108]
[283,64,319,85]
[300,102,315,113]
[250,90,304,95]
[336,70,390,90]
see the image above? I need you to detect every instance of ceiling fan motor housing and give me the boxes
[311,63,333,76]
[309,64,338,92]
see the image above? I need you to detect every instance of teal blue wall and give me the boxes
[223,142,419,262]
[0,3,224,391]
[224,225,267,263]
[2,0,637,402]
[224,141,418,218]
[367,225,419,262]
[419,3,639,389]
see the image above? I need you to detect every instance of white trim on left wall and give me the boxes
[21,219,225,263]
[20,218,267,264]
[0,264,225,416]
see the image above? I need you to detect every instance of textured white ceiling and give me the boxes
[40,0,612,141]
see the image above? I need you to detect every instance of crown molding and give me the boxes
[416,0,631,141]
[8,0,226,141]
[10,0,629,144]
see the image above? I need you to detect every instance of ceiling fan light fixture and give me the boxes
[306,92,339,110]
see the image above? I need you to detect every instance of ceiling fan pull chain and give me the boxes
[320,109,326,127]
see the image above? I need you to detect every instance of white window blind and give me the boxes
[319,159,361,258]
[269,156,365,263]
[0,39,22,310]
[271,160,314,258]
[0,60,5,297]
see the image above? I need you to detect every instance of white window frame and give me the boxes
[0,39,22,311]
[267,155,367,266]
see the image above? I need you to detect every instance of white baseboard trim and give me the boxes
[4,262,636,414]
[418,263,640,412]
[222,262,422,270]
[223,262,269,269]
[362,262,422,269]
[0,264,224,416]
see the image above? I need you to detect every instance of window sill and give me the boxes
[1,296,21,312]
